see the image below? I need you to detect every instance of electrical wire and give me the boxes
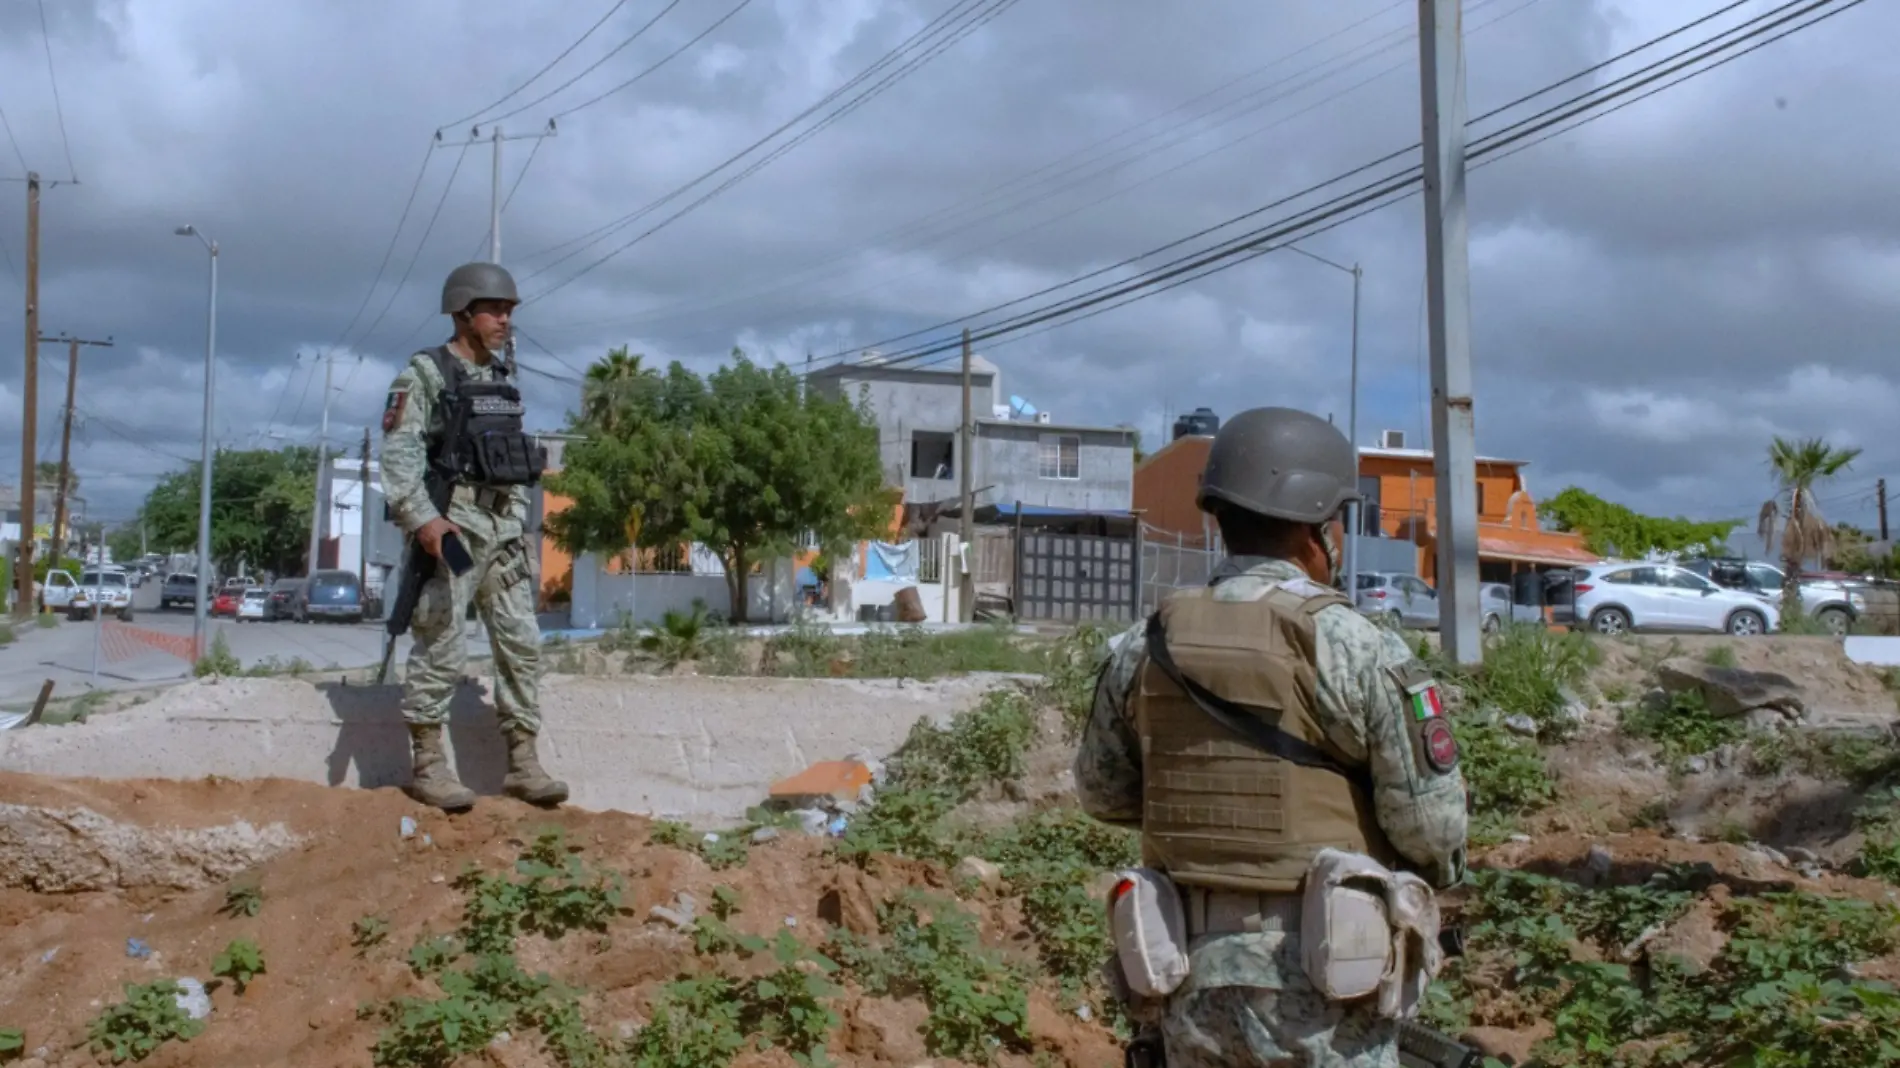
[521,0,1022,304]
[545,0,757,122]
[0,99,28,174]
[850,0,1862,372]
[34,0,78,182]
[440,0,635,129]
[349,140,474,361]
[465,0,695,128]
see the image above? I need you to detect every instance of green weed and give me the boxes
[853,619,1047,680]
[406,934,459,978]
[1619,690,1745,770]
[636,601,718,667]
[0,1027,22,1060]
[86,979,205,1064]
[453,828,624,955]
[978,808,1139,994]
[193,631,241,677]
[1702,643,1739,668]
[220,878,263,918]
[649,818,754,871]
[34,612,57,629]
[353,915,391,954]
[890,688,1037,800]
[1437,624,1597,741]
[1039,623,1109,741]
[211,938,266,994]
[1451,713,1556,845]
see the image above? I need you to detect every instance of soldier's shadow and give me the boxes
[319,678,508,796]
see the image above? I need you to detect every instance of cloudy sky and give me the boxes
[0,0,1893,544]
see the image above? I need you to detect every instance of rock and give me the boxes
[952,856,1003,888]
[788,808,830,836]
[1712,744,1737,770]
[1685,756,1709,774]
[1508,833,1532,843]
[893,586,927,624]
[1585,844,1614,882]
[1504,714,1539,737]
[750,827,780,845]
[1796,862,1825,881]
[844,750,888,786]
[1745,707,1795,732]
[1647,903,1728,975]
[1655,659,1805,720]
[649,891,698,932]
[0,804,301,893]
[1749,844,1790,867]
[1462,1022,1551,1065]
[1784,846,1820,864]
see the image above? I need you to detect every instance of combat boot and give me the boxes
[405,724,476,812]
[502,727,569,806]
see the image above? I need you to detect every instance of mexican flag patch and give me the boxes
[1409,682,1444,722]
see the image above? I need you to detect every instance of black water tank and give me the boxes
[1512,570,1545,607]
[1172,407,1220,440]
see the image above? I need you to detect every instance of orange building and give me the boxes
[1132,434,1596,582]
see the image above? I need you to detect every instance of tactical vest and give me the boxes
[1133,581,1401,893]
[422,346,547,491]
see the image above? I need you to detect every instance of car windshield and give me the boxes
[80,572,127,587]
[1355,575,1385,589]
[243,589,268,600]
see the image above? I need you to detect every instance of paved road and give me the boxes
[0,582,495,707]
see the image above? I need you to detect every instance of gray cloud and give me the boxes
[0,0,1893,538]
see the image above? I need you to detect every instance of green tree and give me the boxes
[1538,486,1738,557]
[548,349,896,621]
[1758,435,1863,617]
[36,459,77,498]
[105,524,144,564]
[578,346,652,433]
[137,446,319,576]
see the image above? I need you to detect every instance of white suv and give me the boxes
[1572,562,1777,636]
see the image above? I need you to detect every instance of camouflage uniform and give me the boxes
[1076,556,1469,1068]
[381,346,543,733]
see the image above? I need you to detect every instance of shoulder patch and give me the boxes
[1418,717,1459,774]
[1387,661,1444,719]
[382,389,408,432]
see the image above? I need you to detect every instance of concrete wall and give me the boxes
[838,534,963,622]
[569,553,797,628]
[810,368,998,505]
[975,421,1136,512]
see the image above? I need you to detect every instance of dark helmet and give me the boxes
[1196,406,1359,525]
[441,262,520,315]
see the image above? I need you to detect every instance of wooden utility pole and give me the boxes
[958,328,975,623]
[14,172,40,618]
[359,427,371,595]
[1879,478,1889,542]
[42,334,114,573]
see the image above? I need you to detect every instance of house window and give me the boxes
[1476,482,1487,518]
[910,431,955,480]
[1038,434,1080,480]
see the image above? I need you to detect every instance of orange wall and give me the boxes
[539,491,576,609]
[1363,456,1529,536]
[1132,436,1215,547]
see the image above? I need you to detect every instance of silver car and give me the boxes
[1571,562,1779,636]
[1354,572,1438,629]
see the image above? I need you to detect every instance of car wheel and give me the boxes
[1385,609,1404,630]
[1727,609,1767,637]
[1482,613,1501,633]
[1816,607,1850,636]
[1590,607,1631,635]
[119,608,134,622]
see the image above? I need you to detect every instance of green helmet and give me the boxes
[1196,406,1360,525]
[441,262,520,315]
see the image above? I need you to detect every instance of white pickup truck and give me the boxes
[42,567,136,621]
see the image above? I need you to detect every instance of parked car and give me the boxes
[1681,557,1863,634]
[1480,582,1544,631]
[212,590,240,616]
[160,572,202,610]
[70,569,136,621]
[266,578,304,621]
[235,586,270,622]
[1571,562,1777,636]
[1354,571,1439,629]
[294,569,364,623]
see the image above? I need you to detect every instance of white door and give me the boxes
[41,570,77,609]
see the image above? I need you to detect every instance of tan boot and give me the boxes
[405,724,476,812]
[502,727,569,806]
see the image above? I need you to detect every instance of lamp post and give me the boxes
[1285,244,1362,595]
[175,225,218,660]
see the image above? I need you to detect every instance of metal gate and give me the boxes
[1014,531,1140,622]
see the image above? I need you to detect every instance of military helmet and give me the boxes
[441,262,520,315]
[1196,406,1360,525]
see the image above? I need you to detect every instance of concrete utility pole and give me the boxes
[42,334,114,571]
[174,224,218,659]
[434,121,558,266]
[1418,0,1482,665]
[306,351,336,575]
[15,173,40,618]
[958,328,976,622]
[1879,478,1889,543]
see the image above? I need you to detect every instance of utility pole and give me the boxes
[433,121,558,266]
[15,173,40,618]
[958,328,975,623]
[1418,0,1482,665]
[359,427,371,596]
[42,334,114,572]
[306,351,336,576]
[1285,244,1362,594]
[1879,478,1889,543]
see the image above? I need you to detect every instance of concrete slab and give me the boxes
[0,673,1005,825]
[1844,635,1900,667]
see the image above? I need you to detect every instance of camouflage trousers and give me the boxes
[400,503,542,734]
[1160,928,1399,1068]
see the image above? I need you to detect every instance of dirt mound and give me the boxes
[0,774,1120,1068]
[1588,634,1898,729]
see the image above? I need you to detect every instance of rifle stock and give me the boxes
[1398,1019,1483,1068]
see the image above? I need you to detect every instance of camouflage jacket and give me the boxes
[379,344,529,536]
[1073,556,1470,989]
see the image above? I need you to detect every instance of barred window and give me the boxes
[1038,434,1080,480]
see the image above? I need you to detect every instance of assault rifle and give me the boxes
[375,475,452,686]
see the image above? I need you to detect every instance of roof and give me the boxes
[1477,531,1598,567]
[806,352,1000,378]
[1136,433,1213,470]
[1358,446,1526,467]
[975,417,1138,438]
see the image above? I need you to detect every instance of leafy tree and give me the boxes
[36,459,77,498]
[105,524,144,564]
[1757,436,1861,616]
[137,446,319,576]
[548,349,895,621]
[1538,486,1738,557]
[1828,522,1899,579]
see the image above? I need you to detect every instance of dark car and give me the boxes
[266,577,304,621]
[294,570,363,623]
[160,572,201,610]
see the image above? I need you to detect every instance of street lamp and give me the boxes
[175,224,218,660]
[1285,244,1363,596]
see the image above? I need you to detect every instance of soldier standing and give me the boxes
[1075,406,1468,1067]
[380,262,567,812]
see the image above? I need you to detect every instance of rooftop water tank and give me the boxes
[1172,407,1220,440]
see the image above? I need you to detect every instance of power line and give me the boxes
[522,0,1022,304]
[34,0,78,182]
[440,0,636,129]
[547,0,756,122]
[0,99,28,174]
[322,138,438,358]
[350,139,474,359]
[850,0,1863,372]
[513,0,1007,275]
[468,0,696,128]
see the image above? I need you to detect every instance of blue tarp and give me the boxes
[864,542,918,582]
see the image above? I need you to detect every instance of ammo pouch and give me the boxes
[1105,868,1191,999]
[468,425,546,486]
[1300,848,1443,1018]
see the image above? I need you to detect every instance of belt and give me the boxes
[453,484,514,513]
[1182,887,1301,938]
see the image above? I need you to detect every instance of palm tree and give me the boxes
[1757,436,1862,618]
[35,460,77,498]
[580,347,652,432]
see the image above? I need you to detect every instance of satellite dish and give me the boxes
[1009,395,1037,416]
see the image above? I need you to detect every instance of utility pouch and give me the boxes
[1106,868,1191,999]
[1300,849,1396,1003]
